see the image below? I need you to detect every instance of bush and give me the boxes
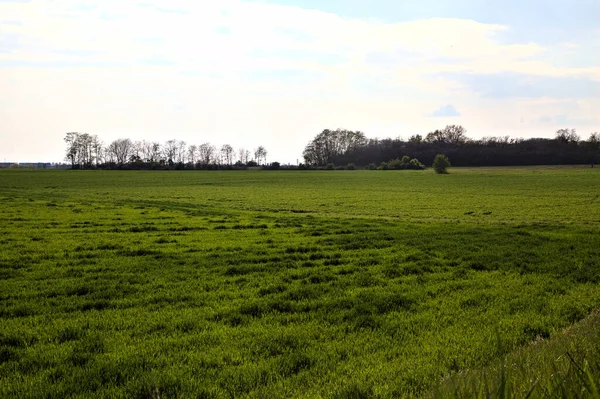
[389,158,403,170]
[326,163,335,170]
[366,163,377,170]
[433,154,451,174]
[346,163,356,170]
[377,157,425,170]
[409,158,425,170]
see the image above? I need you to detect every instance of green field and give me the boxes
[1,167,599,398]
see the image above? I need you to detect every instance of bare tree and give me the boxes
[64,132,79,168]
[238,148,247,164]
[139,141,153,162]
[237,148,251,164]
[198,142,216,165]
[253,148,260,164]
[425,129,445,144]
[103,147,115,164]
[187,144,198,165]
[556,128,580,144]
[254,146,267,165]
[221,144,234,166]
[443,125,468,145]
[150,142,162,163]
[107,138,133,165]
[163,140,178,164]
[64,132,99,168]
[175,140,187,164]
[425,125,468,145]
[262,147,268,165]
[131,141,143,162]
[78,133,94,167]
[91,135,103,166]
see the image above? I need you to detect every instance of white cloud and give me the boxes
[0,0,599,162]
[3,0,596,78]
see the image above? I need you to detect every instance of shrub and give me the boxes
[346,163,356,170]
[409,158,425,170]
[326,163,335,170]
[378,162,389,170]
[366,163,377,170]
[433,154,451,174]
[389,158,403,170]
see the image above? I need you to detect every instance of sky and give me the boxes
[0,0,599,163]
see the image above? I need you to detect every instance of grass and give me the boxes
[429,309,600,398]
[0,167,599,398]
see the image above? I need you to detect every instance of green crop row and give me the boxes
[0,167,599,398]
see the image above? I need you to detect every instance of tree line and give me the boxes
[302,126,600,168]
[64,133,271,169]
[64,126,600,170]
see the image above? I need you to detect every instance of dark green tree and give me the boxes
[433,154,451,174]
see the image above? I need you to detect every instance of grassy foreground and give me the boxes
[430,308,600,398]
[0,167,599,398]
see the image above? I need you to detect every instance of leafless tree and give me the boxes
[64,132,79,167]
[443,125,468,145]
[198,142,216,165]
[187,144,198,165]
[139,141,153,162]
[107,138,133,165]
[131,141,143,162]
[150,142,162,163]
[221,144,234,166]
[425,125,468,145]
[64,132,101,168]
[91,135,103,166]
[254,146,267,165]
[175,140,187,164]
[556,128,580,144]
[238,148,249,164]
[163,140,178,163]
[103,147,114,164]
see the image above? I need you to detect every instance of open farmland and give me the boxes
[1,167,600,398]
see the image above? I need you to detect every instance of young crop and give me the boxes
[0,167,599,398]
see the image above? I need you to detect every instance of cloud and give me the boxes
[538,114,599,126]
[0,0,599,162]
[441,72,600,99]
[0,1,586,77]
[1,0,598,96]
[427,105,461,118]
